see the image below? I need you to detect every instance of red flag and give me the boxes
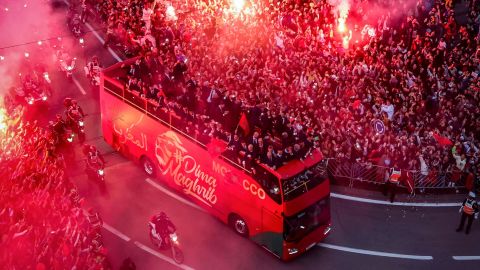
[207,137,227,158]
[352,99,361,110]
[432,133,453,146]
[465,173,474,191]
[402,171,415,195]
[157,88,167,100]
[238,113,250,135]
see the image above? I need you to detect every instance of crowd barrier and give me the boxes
[324,158,466,191]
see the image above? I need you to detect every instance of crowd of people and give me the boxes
[79,0,480,189]
[0,107,110,269]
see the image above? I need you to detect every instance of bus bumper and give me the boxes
[283,223,331,261]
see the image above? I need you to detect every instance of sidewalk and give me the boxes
[331,184,466,205]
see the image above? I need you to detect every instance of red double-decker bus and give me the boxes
[100,58,331,260]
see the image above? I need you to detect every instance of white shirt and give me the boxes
[381,104,395,120]
[142,8,153,21]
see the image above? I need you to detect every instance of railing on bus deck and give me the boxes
[282,159,329,201]
[325,158,466,190]
[102,76,254,175]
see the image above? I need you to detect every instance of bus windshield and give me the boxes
[283,198,330,243]
[282,162,327,202]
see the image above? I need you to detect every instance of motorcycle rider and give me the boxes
[51,114,67,144]
[83,144,105,169]
[86,56,101,84]
[150,212,176,248]
[65,99,85,124]
[57,49,76,77]
[86,56,101,75]
[23,74,39,94]
[87,207,103,232]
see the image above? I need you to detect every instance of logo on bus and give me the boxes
[155,131,219,207]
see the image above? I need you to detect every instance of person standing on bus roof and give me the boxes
[456,192,479,234]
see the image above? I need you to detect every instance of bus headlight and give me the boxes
[288,248,298,255]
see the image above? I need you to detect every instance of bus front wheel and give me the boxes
[230,214,249,237]
[141,156,156,177]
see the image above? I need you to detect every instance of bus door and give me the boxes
[259,206,284,258]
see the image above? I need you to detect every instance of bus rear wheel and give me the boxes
[230,214,249,237]
[141,156,156,177]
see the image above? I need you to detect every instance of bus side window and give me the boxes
[254,165,282,204]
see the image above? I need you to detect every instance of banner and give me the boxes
[372,119,385,134]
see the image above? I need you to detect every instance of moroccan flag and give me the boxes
[402,171,415,195]
[465,173,474,191]
[207,137,227,158]
[432,133,453,146]
[238,112,250,135]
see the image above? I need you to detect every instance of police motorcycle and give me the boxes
[49,115,75,161]
[64,99,86,144]
[22,75,49,106]
[84,56,101,86]
[69,14,84,38]
[56,49,76,79]
[32,63,53,97]
[83,145,106,189]
[149,219,184,264]
[85,154,105,183]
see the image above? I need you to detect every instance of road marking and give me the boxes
[134,241,195,270]
[145,178,204,212]
[318,243,434,260]
[84,23,123,62]
[72,76,87,95]
[452,256,480,261]
[103,223,131,242]
[331,193,459,207]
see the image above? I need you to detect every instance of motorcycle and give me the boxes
[65,128,75,144]
[70,18,83,38]
[85,158,105,183]
[50,126,75,161]
[57,50,76,79]
[67,113,86,143]
[85,155,107,194]
[149,223,184,264]
[84,63,101,86]
[61,57,76,79]
[25,86,48,106]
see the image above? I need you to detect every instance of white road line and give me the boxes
[331,193,460,207]
[72,76,87,95]
[102,223,131,242]
[145,178,204,212]
[318,243,434,260]
[84,23,123,62]
[452,256,480,261]
[134,241,196,270]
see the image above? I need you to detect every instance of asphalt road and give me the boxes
[3,1,480,269]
